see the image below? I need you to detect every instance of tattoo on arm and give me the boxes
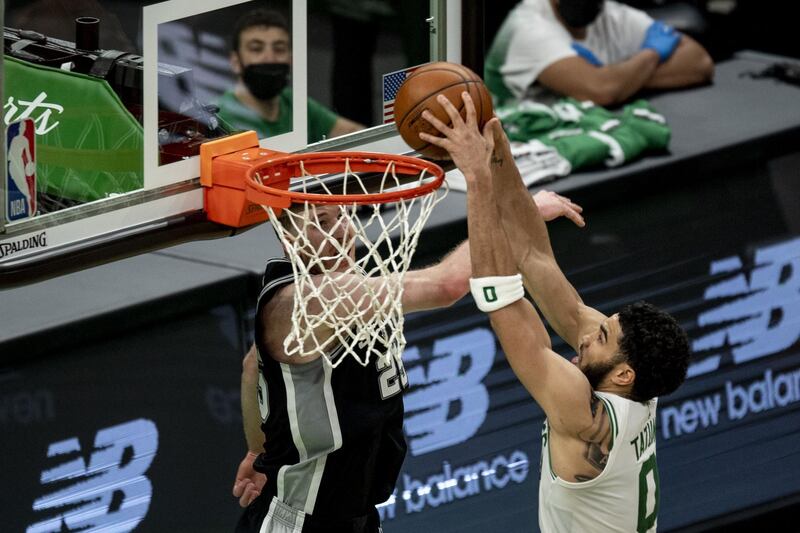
[590,394,599,416]
[574,395,612,481]
[584,441,610,471]
[490,153,505,168]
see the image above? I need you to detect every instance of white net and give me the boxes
[257,158,447,368]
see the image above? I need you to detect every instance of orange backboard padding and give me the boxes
[199,131,259,187]
[203,185,269,228]
[201,131,291,227]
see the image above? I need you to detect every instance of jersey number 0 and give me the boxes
[637,453,660,533]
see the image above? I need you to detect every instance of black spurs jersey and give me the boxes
[253,258,408,521]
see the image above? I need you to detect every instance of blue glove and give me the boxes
[571,43,603,66]
[641,21,680,62]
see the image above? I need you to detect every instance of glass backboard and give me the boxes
[1,0,466,287]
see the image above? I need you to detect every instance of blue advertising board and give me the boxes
[1,168,799,532]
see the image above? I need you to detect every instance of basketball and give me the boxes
[394,62,494,160]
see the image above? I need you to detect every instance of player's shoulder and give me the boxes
[594,390,635,417]
[594,392,655,439]
[571,390,617,443]
[262,257,293,287]
[258,258,295,307]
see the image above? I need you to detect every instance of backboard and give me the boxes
[0,0,468,287]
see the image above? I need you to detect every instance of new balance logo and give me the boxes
[690,237,800,378]
[26,419,159,533]
[403,328,495,456]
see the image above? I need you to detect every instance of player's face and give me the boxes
[234,26,291,71]
[574,314,624,389]
[302,205,356,272]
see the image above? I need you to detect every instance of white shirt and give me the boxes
[485,0,653,103]
[539,392,660,532]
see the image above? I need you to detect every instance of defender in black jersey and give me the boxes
[234,204,472,533]
[233,197,585,532]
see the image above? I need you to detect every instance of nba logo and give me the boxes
[6,118,37,222]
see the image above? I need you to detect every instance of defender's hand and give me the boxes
[533,190,585,227]
[233,451,267,508]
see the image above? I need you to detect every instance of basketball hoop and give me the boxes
[246,151,447,368]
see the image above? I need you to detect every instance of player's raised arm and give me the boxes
[419,93,594,436]
[488,123,605,352]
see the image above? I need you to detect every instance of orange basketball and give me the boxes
[394,62,494,160]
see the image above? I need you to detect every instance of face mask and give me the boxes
[242,62,290,101]
[557,0,604,28]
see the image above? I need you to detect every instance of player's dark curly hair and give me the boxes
[618,301,690,402]
[232,8,291,53]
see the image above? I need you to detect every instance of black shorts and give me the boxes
[235,494,383,533]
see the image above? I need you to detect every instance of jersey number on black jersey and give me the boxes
[377,355,408,400]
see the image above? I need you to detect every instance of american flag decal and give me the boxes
[382,64,424,124]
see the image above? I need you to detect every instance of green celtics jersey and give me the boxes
[539,392,659,533]
[216,87,338,144]
[496,99,670,172]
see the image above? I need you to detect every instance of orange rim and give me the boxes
[245,151,445,206]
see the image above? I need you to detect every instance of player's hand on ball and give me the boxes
[419,92,498,180]
[533,190,585,227]
[233,451,267,508]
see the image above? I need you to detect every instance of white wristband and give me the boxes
[469,274,524,313]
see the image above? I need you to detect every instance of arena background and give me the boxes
[2,0,800,531]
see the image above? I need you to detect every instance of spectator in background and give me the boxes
[485,0,714,106]
[217,9,364,144]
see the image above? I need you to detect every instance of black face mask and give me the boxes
[242,62,290,101]
[557,0,604,28]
